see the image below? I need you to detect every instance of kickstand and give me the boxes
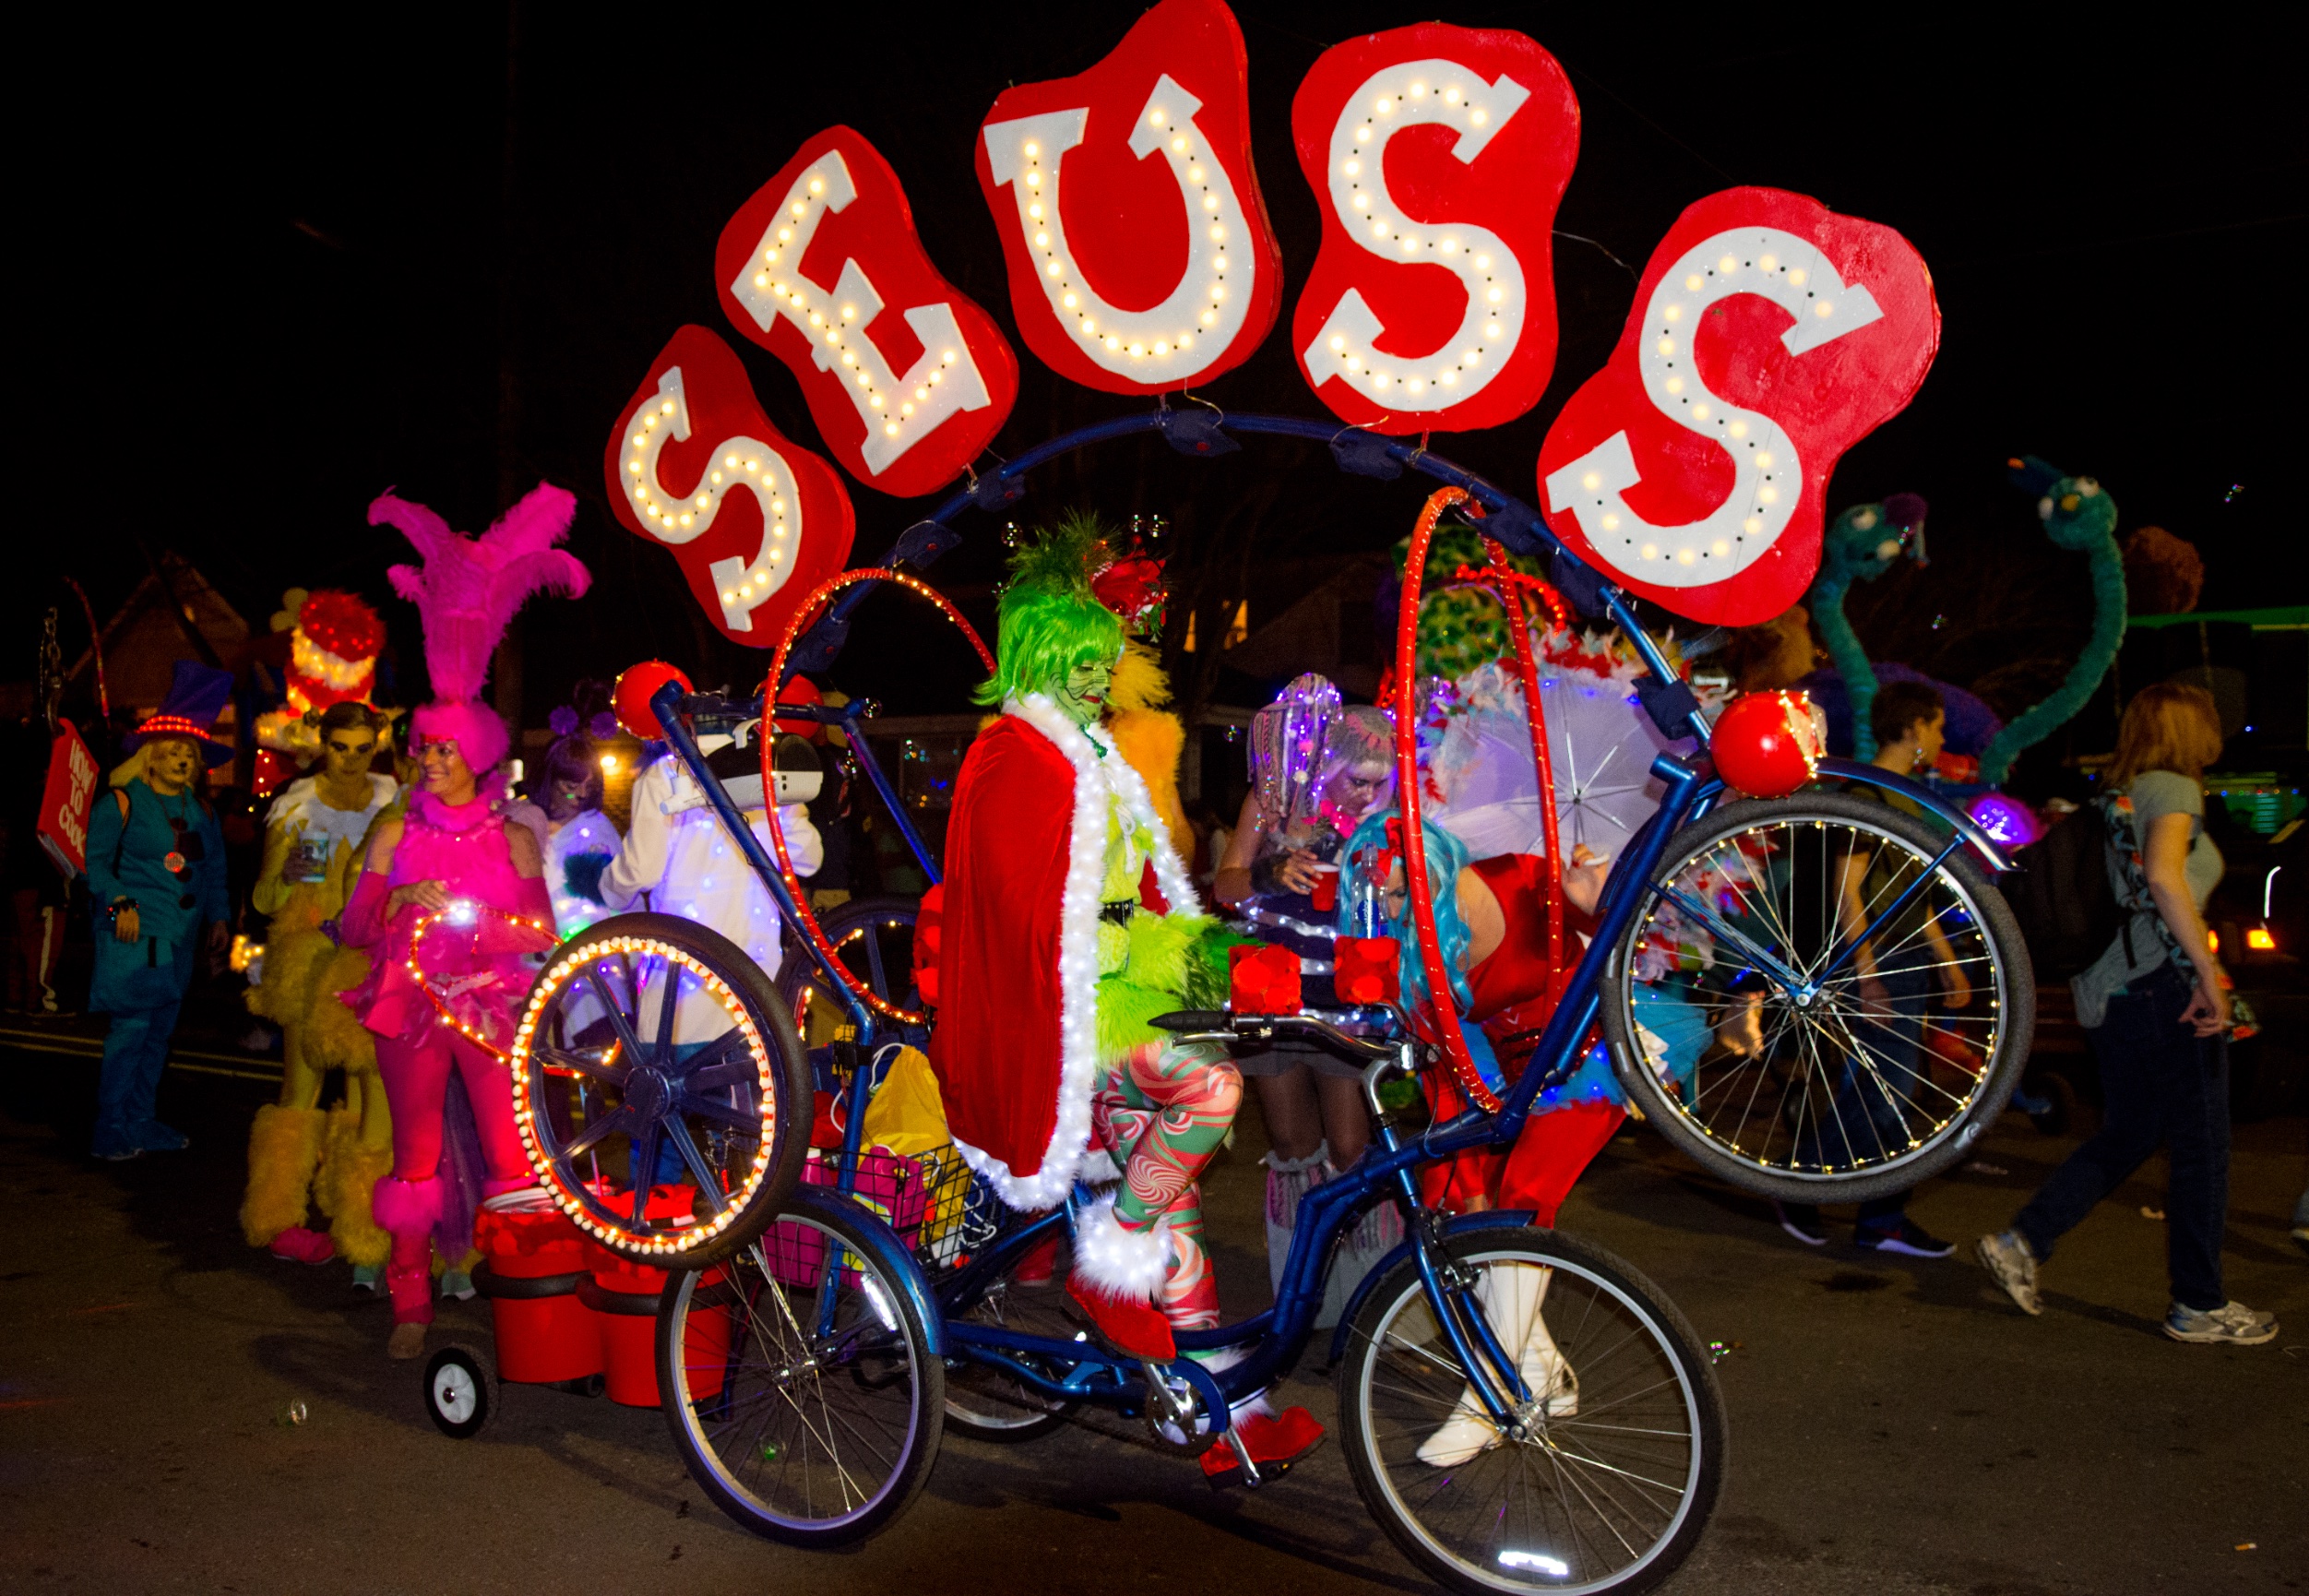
[1225,1424,1264,1488]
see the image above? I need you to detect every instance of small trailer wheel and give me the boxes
[423,1344,499,1440]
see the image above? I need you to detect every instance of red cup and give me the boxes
[1309,863,1339,913]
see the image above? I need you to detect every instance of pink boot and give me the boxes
[373,1174,442,1346]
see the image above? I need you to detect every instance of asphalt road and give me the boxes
[2,1038,2303,1595]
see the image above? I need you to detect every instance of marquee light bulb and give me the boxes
[1148,107,1167,126]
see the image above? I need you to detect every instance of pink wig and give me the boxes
[370,482,591,773]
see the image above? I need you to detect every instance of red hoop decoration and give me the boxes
[407,905,557,1062]
[1481,540,1567,1003]
[762,568,994,1024]
[1393,486,1500,1114]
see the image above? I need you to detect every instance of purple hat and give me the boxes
[124,660,237,767]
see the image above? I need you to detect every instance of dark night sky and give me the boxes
[26,5,2304,723]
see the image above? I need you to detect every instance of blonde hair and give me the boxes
[2108,682,2222,787]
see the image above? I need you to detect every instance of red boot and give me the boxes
[1065,1277,1176,1360]
[1200,1405,1327,1484]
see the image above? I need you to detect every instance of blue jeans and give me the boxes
[1798,947,1932,1224]
[92,999,184,1157]
[2015,962,2231,1311]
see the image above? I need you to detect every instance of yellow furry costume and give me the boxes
[240,781,400,1266]
[1104,641,1190,852]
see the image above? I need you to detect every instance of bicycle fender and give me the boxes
[1813,757,2015,871]
[1327,1209,1539,1367]
[786,1186,946,1357]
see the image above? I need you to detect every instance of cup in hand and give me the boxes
[1309,863,1339,913]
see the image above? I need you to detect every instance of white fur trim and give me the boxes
[1067,1193,1172,1302]
[948,693,1201,1213]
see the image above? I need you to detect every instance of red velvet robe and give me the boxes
[928,697,1196,1210]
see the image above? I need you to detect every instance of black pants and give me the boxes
[2015,963,2231,1311]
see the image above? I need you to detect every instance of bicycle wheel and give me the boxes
[942,1270,1075,1443]
[1338,1227,1723,1596]
[778,895,922,1043]
[658,1193,944,1545]
[512,913,812,1267]
[1601,792,2032,1205]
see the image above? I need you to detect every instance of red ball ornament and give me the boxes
[1711,690,1827,799]
[613,661,693,741]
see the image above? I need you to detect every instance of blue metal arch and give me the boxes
[782,405,1710,744]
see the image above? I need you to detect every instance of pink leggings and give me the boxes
[375,1031,530,1187]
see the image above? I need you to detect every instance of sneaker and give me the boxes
[438,1268,477,1302]
[131,1122,189,1153]
[2164,1301,2279,1346]
[1855,1216,1955,1258]
[93,1147,144,1162]
[351,1264,384,1293]
[1774,1202,1827,1246]
[1975,1230,2041,1316]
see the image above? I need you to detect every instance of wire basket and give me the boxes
[761,1141,1003,1288]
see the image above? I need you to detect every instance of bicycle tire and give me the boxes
[512,912,813,1267]
[657,1196,945,1545]
[1600,792,2033,1205]
[1337,1226,1725,1596]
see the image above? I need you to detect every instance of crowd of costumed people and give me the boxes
[43,467,2285,1401]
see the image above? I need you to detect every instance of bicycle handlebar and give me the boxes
[1149,1009,1401,1063]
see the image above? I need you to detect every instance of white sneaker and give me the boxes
[1975,1230,2041,1316]
[2164,1301,2278,1345]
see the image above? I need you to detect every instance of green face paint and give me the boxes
[1053,654,1116,729]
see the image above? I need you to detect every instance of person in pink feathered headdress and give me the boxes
[337,482,590,1360]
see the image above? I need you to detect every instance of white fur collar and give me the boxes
[950,692,1199,1211]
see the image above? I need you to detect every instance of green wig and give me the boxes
[972,510,1127,707]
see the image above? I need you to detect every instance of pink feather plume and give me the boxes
[370,482,591,704]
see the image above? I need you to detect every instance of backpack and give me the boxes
[2005,803,2125,983]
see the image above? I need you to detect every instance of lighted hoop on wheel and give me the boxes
[763,567,994,1026]
[1394,485,1500,1114]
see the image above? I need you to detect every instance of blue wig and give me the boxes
[1337,810,1474,1009]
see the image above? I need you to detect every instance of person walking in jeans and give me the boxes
[1978,684,2277,1345]
[84,663,235,1161]
[1775,682,1970,1256]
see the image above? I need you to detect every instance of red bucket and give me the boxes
[474,1189,601,1385]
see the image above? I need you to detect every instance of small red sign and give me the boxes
[37,720,100,878]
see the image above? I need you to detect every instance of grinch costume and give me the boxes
[930,516,1322,1476]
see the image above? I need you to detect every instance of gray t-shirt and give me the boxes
[2070,768,2221,1027]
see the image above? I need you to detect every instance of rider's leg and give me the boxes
[1416,1260,1553,1466]
[1070,1040,1238,1355]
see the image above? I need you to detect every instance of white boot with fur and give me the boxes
[1416,1261,1549,1467]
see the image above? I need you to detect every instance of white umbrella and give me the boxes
[1430,655,1684,864]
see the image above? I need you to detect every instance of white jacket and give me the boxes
[599,754,821,1036]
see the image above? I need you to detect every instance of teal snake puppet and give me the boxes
[1809,493,1929,760]
[1976,457,2128,785]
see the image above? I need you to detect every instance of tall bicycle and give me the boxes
[501,412,2035,1592]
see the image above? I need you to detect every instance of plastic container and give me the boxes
[473,1190,601,1385]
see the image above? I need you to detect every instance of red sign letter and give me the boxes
[717,128,1018,500]
[976,0,1282,395]
[603,327,856,649]
[1538,188,1939,625]
[1291,25,1577,434]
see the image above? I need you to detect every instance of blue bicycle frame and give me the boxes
[642,406,2017,1431]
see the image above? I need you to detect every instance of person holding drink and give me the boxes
[1213,676,1398,1323]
